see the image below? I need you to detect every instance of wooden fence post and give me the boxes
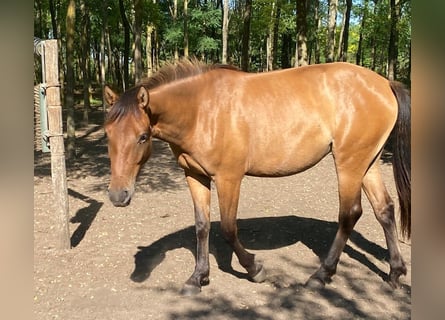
[43,39,71,250]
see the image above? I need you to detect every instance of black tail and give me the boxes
[389,81,411,239]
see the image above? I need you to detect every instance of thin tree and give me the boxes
[65,0,76,159]
[326,0,338,63]
[146,0,157,77]
[337,0,352,62]
[49,0,64,94]
[100,0,107,111]
[370,0,379,71]
[266,1,280,71]
[80,0,91,125]
[222,0,229,64]
[356,0,368,65]
[49,0,58,38]
[241,0,252,71]
[147,23,154,76]
[296,0,309,67]
[184,0,189,58]
[134,0,143,84]
[119,0,131,89]
[272,0,281,69]
[388,0,401,80]
[313,0,321,64]
[173,0,179,61]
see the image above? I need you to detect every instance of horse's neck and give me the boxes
[149,84,198,146]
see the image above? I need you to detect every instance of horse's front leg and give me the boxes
[181,171,211,296]
[215,175,266,283]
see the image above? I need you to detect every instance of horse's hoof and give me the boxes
[388,265,407,289]
[130,271,149,283]
[305,276,325,290]
[388,275,403,290]
[251,265,267,283]
[180,284,201,296]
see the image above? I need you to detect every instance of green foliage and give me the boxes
[188,2,222,58]
[33,0,411,88]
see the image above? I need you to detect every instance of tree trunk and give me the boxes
[134,0,143,83]
[119,0,131,89]
[154,28,160,71]
[281,33,292,68]
[266,1,279,71]
[370,0,378,71]
[184,0,189,58]
[146,24,154,77]
[296,0,308,67]
[222,0,229,64]
[173,0,179,61]
[338,0,352,62]
[65,0,76,159]
[49,0,58,38]
[388,0,400,80]
[408,39,411,82]
[314,0,321,64]
[106,25,114,84]
[356,0,367,65]
[80,0,91,126]
[272,0,281,69]
[336,6,346,60]
[100,1,107,111]
[49,0,64,91]
[326,0,338,63]
[241,0,252,71]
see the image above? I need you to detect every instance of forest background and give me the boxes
[33,0,411,158]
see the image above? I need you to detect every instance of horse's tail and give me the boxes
[389,81,411,239]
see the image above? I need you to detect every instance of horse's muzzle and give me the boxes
[108,189,132,207]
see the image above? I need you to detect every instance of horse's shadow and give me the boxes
[130,215,389,284]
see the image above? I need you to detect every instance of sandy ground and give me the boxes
[34,116,411,319]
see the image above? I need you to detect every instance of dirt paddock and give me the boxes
[34,112,411,319]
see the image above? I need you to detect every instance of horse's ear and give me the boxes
[137,86,150,110]
[104,85,119,110]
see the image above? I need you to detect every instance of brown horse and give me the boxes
[104,60,410,295]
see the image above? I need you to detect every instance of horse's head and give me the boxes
[104,85,152,207]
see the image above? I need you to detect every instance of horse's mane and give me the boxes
[105,59,239,125]
[141,58,239,90]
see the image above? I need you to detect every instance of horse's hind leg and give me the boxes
[362,159,407,288]
[306,167,364,288]
[215,176,266,283]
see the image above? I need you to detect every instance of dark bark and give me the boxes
[388,0,400,80]
[134,0,143,84]
[296,0,308,66]
[119,0,131,89]
[65,0,76,159]
[241,0,252,71]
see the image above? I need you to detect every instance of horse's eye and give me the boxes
[138,133,149,144]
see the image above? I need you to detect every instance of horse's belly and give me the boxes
[246,140,331,177]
